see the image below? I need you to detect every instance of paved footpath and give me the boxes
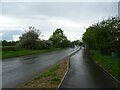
[59,48,120,88]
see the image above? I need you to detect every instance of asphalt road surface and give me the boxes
[2,47,80,88]
[59,48,120,88]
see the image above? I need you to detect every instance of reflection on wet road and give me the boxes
[2,47,80,88]
[59,48,120,88]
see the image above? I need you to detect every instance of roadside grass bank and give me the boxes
[19,58,68,88]
[91,50,120,81]
[2,48,63,59]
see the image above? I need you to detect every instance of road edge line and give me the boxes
[57,58,70,89]
[88,48,120,84]
[94,60,120,84]
[69,47,81,57]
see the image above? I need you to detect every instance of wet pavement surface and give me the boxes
[2,47,80,88]
[59,48,120,88]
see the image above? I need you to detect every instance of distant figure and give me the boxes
[70,44,75,48]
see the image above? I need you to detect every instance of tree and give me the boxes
[82,17,120,56]
[18,26,41,49]
[49,28,70,48]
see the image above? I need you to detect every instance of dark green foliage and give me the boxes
[72,40,83,46]
[1,40,18,46]
[49,28,70,48]
[82,17,120,56]
[38,40,52,49]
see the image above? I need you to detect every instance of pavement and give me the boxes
[2,47,80,88]
[59,48,120,88]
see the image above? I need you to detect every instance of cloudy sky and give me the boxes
[0,1,119,41]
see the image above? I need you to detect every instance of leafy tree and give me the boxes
[82,17,120,56]
[18,26,41,49]
[49,28,70,48]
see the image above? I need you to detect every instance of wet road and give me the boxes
[2,47,80,88]
[59,48,120,88]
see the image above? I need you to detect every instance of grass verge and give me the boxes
[2,48,62,59]
[19,58,68,88]
[91,50,120,81]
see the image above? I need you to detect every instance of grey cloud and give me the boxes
[1,30,23,40]
[2,2,118,26]
[3,2,118,19]
[1,2,118,41]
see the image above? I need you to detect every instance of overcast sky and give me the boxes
[0,1,119,41]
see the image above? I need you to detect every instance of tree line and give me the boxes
[82,17,120,57]
[1,40,18,46]
[1,27,82,49]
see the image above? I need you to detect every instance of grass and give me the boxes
[33,64,61,85]
[19,58,68,88]
[34,64,59,80]
[91,50,120,81]
[2,48,62,59]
